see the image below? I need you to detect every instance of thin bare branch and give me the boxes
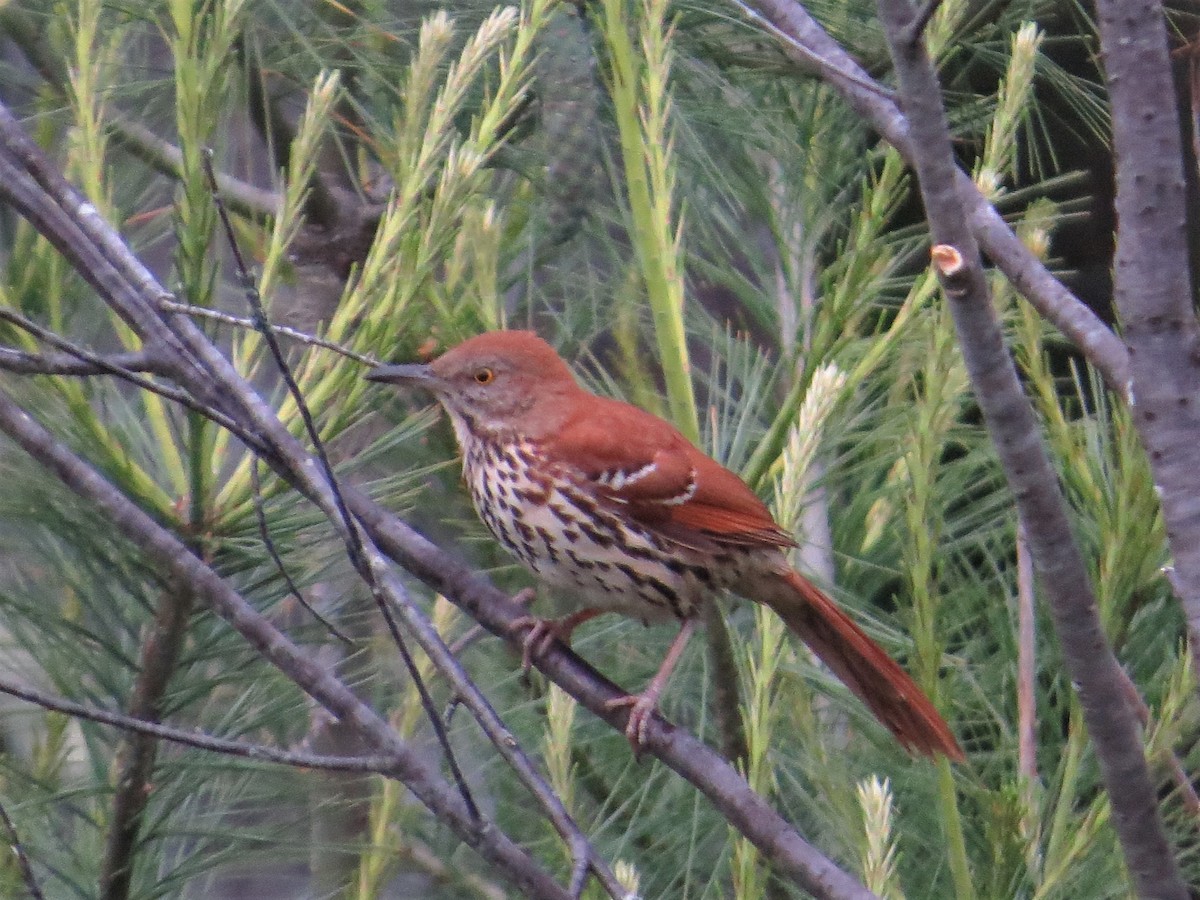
[204,148,482,823]
[156,299,377,364]
[351,492,878,900]
[249,457,354,644]
[202,151,627,900]
[0,347,158,376]
[0,5,280,224]
[0,307,264,454]
[0,675,408,771]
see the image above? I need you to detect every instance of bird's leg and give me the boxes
[606,618,698,749]
[511,607,604,672]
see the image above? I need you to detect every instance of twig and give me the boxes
[394,835,508,900]
[200,153,627,899]
[448,588,537,657]
[0,347,158,376]
[0,307,268,456]
[0,102,619,896]
[156,299,376,365]
[0,5,280,224]
[0,674,404,772]
[726,0,896,101]
[876,1,1186,894]
[0,795,44,900]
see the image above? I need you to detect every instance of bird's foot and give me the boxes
[510,608,602,673]
[603,619,698,753]
[604,689,665,752]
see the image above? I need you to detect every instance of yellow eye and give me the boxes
[473,368,494,384]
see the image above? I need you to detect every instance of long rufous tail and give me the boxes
[763,568,964,761]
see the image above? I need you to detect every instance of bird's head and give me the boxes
[366,331,579,438]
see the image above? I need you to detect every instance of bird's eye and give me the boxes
[473,368,495,385]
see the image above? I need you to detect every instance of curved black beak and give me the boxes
[365,363,440,389]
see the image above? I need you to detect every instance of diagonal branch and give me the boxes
[0,387,575,900]
[200,151,625,900]
[350,492,877,900]
[0,795,43,900]
[0,5,281,224]
[0,307,264,453]
[873,0,1186,894]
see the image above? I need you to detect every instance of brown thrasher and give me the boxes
[368,331,962,760]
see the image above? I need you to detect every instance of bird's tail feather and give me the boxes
[763,568,964,762]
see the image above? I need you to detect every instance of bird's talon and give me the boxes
[511,615,568,673]
[510,608,601,673]
[604,692,660,752]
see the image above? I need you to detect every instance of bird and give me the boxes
[367,330,962,760]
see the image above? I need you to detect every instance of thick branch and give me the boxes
[201,152,623,899]
[0,99,626,899]
[1094,0,1200,694]
[875,2,1185,895]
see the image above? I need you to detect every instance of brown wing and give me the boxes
[539,394,795,550]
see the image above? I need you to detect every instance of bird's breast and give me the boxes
[462,439,726,622]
